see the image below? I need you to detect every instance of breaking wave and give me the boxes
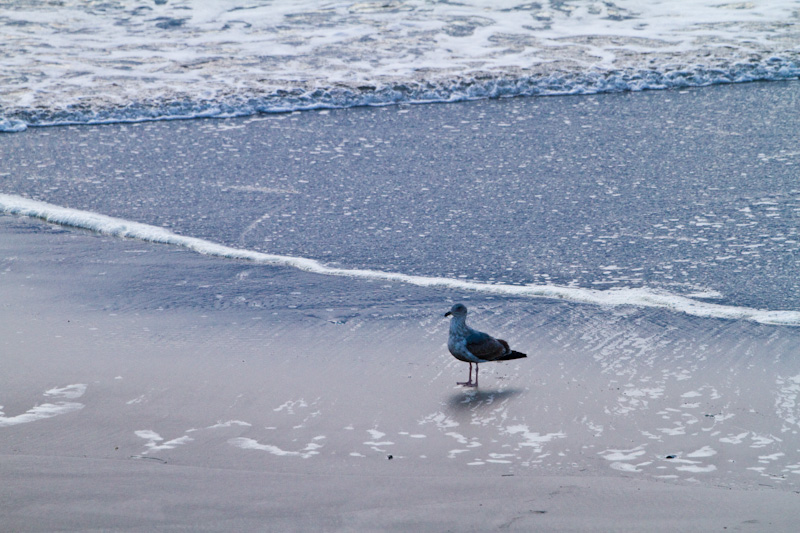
[3,61,799,132]
[2,0,799,132]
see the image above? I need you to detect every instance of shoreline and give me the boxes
[3,193,798,326]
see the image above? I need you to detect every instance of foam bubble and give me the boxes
[44,384,87,399]
[0,402,84,427]
[135,430,194,454]
[676,464,717,473]
[228,436,323,458]
[686,446,717,458]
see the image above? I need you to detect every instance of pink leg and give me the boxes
[457,363,477,387]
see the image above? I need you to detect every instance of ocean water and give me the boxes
[1,2,799,349]
[1,0,799,132]
[3,1,800,493]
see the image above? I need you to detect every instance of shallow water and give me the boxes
[2,81,799,314]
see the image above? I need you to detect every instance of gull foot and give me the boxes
[457,381,477,388]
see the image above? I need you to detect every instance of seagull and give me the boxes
[444,303,527,387]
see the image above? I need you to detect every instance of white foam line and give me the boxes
[2,193,799,326]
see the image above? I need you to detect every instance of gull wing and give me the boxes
[465,331,507,361]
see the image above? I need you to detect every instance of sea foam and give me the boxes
[2,193,799,326]
[1,0,799,131]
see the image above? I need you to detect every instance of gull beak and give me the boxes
[444,311,452,317]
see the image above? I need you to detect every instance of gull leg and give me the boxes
[457,363,477,387]
[457,363,475,386]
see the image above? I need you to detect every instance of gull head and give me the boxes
[444,303,468,318]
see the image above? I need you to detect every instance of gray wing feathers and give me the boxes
[465,331,508,361]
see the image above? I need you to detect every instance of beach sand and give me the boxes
[3,82,800,530]
[3,212,800,531]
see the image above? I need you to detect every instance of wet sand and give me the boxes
[3,213,800,531]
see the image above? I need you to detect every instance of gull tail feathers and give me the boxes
[498,350,527,361]
[497,339,526,360]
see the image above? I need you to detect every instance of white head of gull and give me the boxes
[444,303,527,387]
